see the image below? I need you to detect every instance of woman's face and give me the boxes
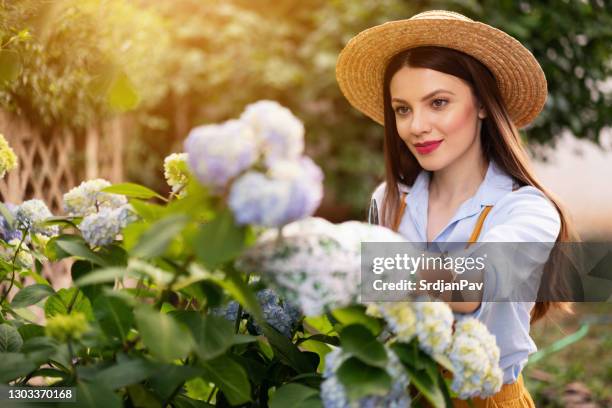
[389,66,487,172]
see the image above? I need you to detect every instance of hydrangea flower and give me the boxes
[79,204,137,247]
[163,152,190,197]
[0,202,23,242]
[413,301,454,356]
[365,302,416,343]
[320,346,411,408]
[228,156,323,228]
[0,239,34,269]
[15,199,59,236]
[239,100,304,165]
[211,288,301,338]
[0,133,18,179]
[45,312,89,342]
[63,179,128,217]
[184,119,258,191]
[449,318,503,399]
[236,217,407,316]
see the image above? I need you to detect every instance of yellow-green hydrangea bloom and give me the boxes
[45,312,89,342]
[163,152,189,197]
[0,133,18,179]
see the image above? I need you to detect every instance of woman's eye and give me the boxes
[394,106,409,115]
[432,98,448,108]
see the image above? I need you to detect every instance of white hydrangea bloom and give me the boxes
[239,100,304,165]
[236,217,407,316]
[449,318,503,399]
[163,152,189,197]
[413,301,454,356]
[365,302,417,343]
[184,119,258,191]
[15,199,59,236]
[79,204,137,247]
[63,179,128,217]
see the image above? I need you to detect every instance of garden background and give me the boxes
[0,0,610,406]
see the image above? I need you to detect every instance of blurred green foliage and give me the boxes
[0,0,610,218]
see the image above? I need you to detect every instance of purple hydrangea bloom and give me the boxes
[211,288,301,338]
[184,119,258,192]
[228,156,323,227]
[0,202,22,242]
[239,100,304,166]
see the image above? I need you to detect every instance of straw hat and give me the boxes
[335,10,547,129]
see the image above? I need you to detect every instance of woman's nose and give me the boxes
[409,110,432,136]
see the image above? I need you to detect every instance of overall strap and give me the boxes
[465,205,493,248]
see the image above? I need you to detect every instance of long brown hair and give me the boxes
[379,46,578,322]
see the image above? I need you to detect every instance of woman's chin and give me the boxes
[416,156,449,172]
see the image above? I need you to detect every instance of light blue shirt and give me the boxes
[371,160,561,384]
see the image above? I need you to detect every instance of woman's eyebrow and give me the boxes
[391,89,455,104]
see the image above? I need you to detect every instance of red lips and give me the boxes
[414,140,443,155]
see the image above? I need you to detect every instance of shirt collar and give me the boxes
[406,160,515,240]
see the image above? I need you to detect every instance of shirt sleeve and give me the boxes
[452,186,562,302]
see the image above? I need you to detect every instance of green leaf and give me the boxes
[173,311,253,361]
[10,284,54,308]
[44,287,94,320]
[94,359,162,390]
[402,363,446,408]
[17,324,45,341]
[46,234,83,261]
[134,306,193,362]
[126,384,164,408]
[330,305,381,335]
[74,266,133,287]
[392,343,446,408]
[0,324,23,352]
[93,295,134,342]
[132,214,189,259]
[201,354,252,405]
[172,394,215,408]
[340,324,388,368]
[102,183,164,200]
[0,353,36,382]
[299,338,332,372]
[269,383,321,408]
[147,365,205,401]
[129,199,164,221]
[108,71,140,112]
[192,209,246,269]
[55,237,109,266]
[336,357,391,401]
[260,322,319,374]
[73,380,122,408]
[0,49,22,86]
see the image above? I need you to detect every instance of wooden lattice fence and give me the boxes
[0,110,125,213]
[0,110,125,288]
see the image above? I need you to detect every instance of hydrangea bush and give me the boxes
[0,100,502,407]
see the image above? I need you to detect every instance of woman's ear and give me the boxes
[478,105,487,120]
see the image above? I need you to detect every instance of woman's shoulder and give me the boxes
[486,183,562,241]
[497,184,559,216]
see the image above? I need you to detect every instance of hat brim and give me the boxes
[335,18,547,129]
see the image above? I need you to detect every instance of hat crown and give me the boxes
[409,10,473,22]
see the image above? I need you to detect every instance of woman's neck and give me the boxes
[429,151,489,204]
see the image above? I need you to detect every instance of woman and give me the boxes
[336,10,577,407]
